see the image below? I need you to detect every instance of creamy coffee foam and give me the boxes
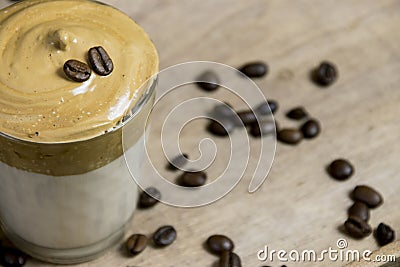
[0,0,158,142]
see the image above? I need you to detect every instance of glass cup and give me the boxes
[0,74,156,264]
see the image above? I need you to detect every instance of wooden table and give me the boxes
[0,0,399,266]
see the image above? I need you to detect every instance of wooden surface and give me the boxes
[0,0,399,266]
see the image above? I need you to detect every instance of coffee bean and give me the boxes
[250,120,275,137]
[138,187,161,208]
[376,223,395,246]
[348,201,370,222]
[197,71,220,91]
[312,61,338,86]
[300,119,320,139]
[327,159,354,181]
[88,46,114,76]
[219,251,241,267]
[63,59,91,82]
[352,185,383,208]
[277,128,303,145]
[286,107,308,120]
[344,216,372,239]
[168,153,189,171]
[237,110,257,126]
[0,248,27,267]
[255,100,278,115]
[179,171,207,187]
[239,61,268,78]
[126,234,148,255]
[213,103,235,119]
[208,119,235,136]
[153,225,177,247]
[206,235,235,255]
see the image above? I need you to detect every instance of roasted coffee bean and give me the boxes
[286,107,308,120]
[327,159,354,181]
[239,61,268,78]
[179,171,207,187]
[237,110,257,126]
[213,103,234,118]
[250,120,275,137]
[208,119,235,136]
[88,46,114,76]
[312,61,338,86]
[63,59,91,82]
[255,100,278,115]
[352,185,383,208]
[348,201,370,222]
[126,234,148,255]
[206,235,235,255]
[277,128,303,145]
[197,71,220,91]
[300,119,320,139]
[153,225,177,247]
[0,248,27,267]
[219,251,241,267]
[168,153,189,171]
[138,187,161,208]
[344,216,372,239]
[376,223,395,246]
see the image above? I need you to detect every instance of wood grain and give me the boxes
[0,0,399,266]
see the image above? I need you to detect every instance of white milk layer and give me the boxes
[0,136,143,249]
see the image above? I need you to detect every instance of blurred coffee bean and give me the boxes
[197,71,220,91]
[327,159,354,181]
[206,235,235,255]
[0,248,27,267]
[255,100,278,115]
[153,225,177,247]
[250,120,275,137]
[312,61,338,86]
[352,185,383,208]
[179,171,207,187]
[376,223,395,246]
[239,61,268,78]
[126,234,148,256]
[300,119,320,139]
[277,129,303,145]
[286,106,308,120]
[138,187,161,208]
[237,110,257,126]
[208,119,235,136]
[348,201,370,222]
[344,216,372,239]
[167,153,189,171]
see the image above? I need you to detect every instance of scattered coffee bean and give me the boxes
[376,223,395,246]
[277,128,303,145]
[63,59,91,82]
[179,171,207,187]
[239,61,268,78]
[250,120,275,137]
[300,119,320,139]
[138,187,161,208]
[208,119,235,136]
[153,225,177,247]
[327,159,354,181]
[312,61,338,86]
[255,100,278,115]
[219,251,241,267]
[197,71,220,91]
[352,185,383,208]
[88,46,114,76]
[168,153,189,171]
[237,110,257,126]
[348,201,370,222]
[206,235,235,255]
[0,248,27,267]
[126,234,148,256]
[344,216,372,239]
[286,107,308,120]
[213,103,235,119]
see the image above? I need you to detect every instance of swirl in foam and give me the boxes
[0,0,158,142]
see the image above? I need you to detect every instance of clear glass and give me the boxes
[0,77,156,264]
